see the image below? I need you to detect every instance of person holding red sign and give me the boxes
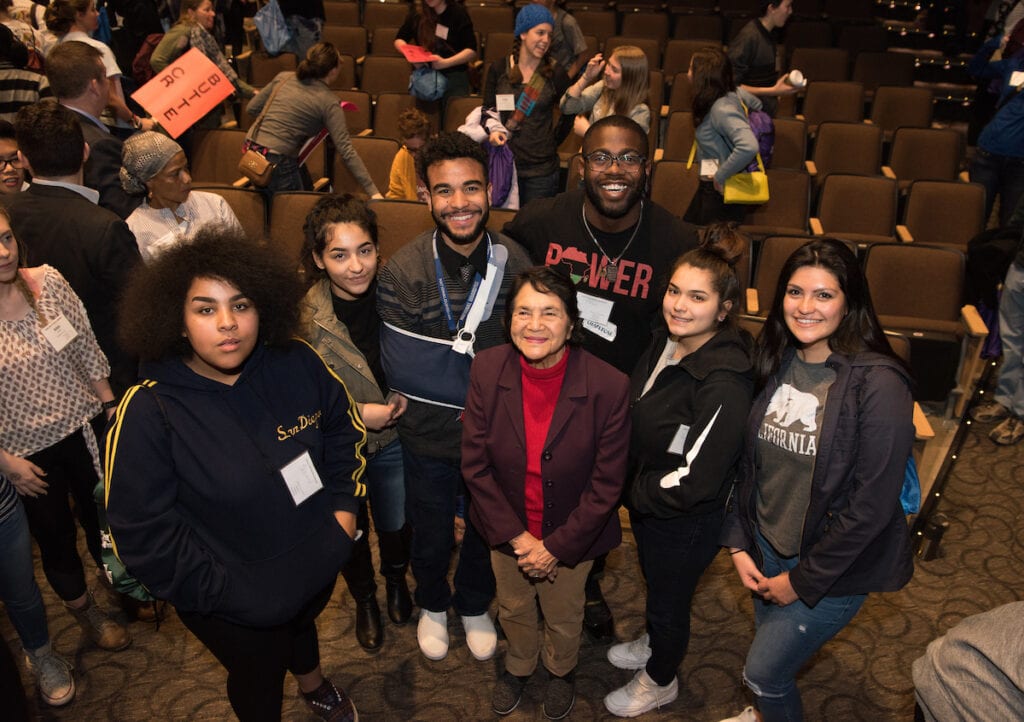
[151,0,256,132]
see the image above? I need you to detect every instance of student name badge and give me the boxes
[582,318,617,342]
[576,291,613,324]
[1011,70,1024,88]
[280,451,323,506]
[435,24,449,40]
[699,159,719,179]
[668,424,690,455]
[41,313,78,352]
[496,94,516,112]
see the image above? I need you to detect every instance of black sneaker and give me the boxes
[302,678,358,722]
[492,671,528,715]
[543,672,576,720]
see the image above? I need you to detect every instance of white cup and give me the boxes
[786,69,806,88]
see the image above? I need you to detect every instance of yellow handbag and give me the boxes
[686,109,770,205]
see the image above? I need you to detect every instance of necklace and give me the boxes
[580,200,643,282]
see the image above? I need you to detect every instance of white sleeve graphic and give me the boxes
[659,405,723,489]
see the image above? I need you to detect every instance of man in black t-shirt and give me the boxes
[503,115,699,640]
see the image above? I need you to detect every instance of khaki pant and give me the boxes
[491,551,593,677]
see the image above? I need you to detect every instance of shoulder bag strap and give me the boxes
[248,76,289,147]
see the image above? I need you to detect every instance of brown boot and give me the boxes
[65,591,131,651]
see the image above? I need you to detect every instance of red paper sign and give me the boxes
[131,48,234,138]
[399,44,436,64]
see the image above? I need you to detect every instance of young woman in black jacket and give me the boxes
[604,227,754,717]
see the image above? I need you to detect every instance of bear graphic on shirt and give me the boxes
[766,384,819,432]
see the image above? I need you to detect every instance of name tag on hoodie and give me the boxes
[281,451,323,506]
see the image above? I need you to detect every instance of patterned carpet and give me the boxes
[6,414,1023,721]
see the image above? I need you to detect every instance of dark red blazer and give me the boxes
[461,344,630,567]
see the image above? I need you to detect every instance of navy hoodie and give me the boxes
[105,340,366,627]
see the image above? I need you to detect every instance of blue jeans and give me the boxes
[518,170,561,208]
[631,508,724,686]
[0,499,50,651]
[365,439,406,533]
[265,152,310,194]
[995,262,1024,416]
[743,531,866,722]
[969,148,1024,227]
[402,448,494,615]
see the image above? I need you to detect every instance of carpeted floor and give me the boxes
[6,413,1023,721]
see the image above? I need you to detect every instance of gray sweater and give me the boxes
[694,88,762,187]
[246,72,378,196]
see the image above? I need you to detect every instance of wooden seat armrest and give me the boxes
[961,304,988,337]
[660,104,669,118]
[881,165,896,179]
[232,177,251,188]
[863,118,874,124]
[220,119,239,129]
[805,160,817,176]
[311,177,330,192]
[809,217,824,235]
[958,170,970,183]
[653,148,663,162]
[913,402,934,441]
[896,224,913,242]
[356,55,365,65]
[235,49,253,62]
[795,113,805,121]
[745,288,759,315]
[357,128,373,136]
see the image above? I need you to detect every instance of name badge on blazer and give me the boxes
[280,451,323,506]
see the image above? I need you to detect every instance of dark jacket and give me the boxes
[105,341,366,627]
[71,108,143,220]
[720,349,915,607]
[461,344,630,566]
[628,325,753,519]
[3,182,141,393]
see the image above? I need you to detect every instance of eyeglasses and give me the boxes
[0,156,22,172]
[583,152,646,171]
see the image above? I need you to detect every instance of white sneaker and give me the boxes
[607,633,652,670]
[25,643,75,707]
[604,669,678,717]
[719,706,758,722]
[417,609,449,660]
[461,612,497,660]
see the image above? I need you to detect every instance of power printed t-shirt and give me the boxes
[755,356,835,556]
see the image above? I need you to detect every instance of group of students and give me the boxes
[1,103,920,722]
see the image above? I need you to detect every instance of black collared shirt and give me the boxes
[435,230,489,284]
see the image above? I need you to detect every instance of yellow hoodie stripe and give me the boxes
[295,337,368,498]
[102,380,155,563]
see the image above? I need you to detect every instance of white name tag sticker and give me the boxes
[668,424,690,455]
[576,291,613,324]
[700,159,719,178]
[280,451,324,506]
[41,313,78,352]
[582,317,617,342]
[435,24,449,40]
[496,93,516,111]
[1011,70,1024,87]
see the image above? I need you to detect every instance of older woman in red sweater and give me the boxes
[462,266,630,720]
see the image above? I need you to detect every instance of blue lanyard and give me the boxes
[433,231,491,335]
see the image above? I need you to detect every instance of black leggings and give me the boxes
[21,425,104,601]
[177,581,336,722]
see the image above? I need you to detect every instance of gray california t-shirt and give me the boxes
[756,356,836,556]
